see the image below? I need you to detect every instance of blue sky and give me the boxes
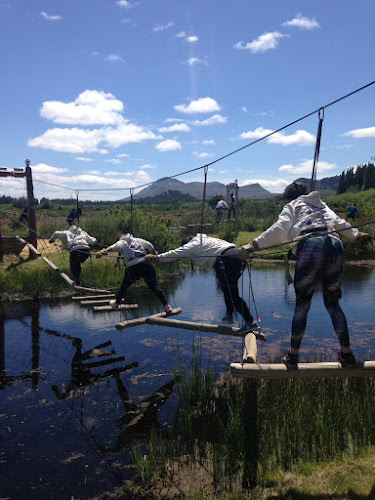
[1,0,374,201]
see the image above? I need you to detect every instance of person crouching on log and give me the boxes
[240,181,372,369]
[49,225,97,286]
[146,233,259,334]
[96,233,173,313]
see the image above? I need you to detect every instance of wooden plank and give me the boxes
[27,242,41,256]
[72,294,116,300]
[115,307,183,330]
[79,299,136,307]
[41,256,59,271]
[60,272,74,286]
[72,284,111,294]
[243,333,257,363]
[230,361,375,379]
[145,316,266,341]
[93,304,139,312]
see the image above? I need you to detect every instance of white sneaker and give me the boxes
[110,300,119,310]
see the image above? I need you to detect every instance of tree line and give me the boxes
[337,160,375,194]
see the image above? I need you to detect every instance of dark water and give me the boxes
[1,264,374,499]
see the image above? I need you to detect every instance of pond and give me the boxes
[1,263,374,499]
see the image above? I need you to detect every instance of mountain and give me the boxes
[123,177,274,201]
[296,176,340,196]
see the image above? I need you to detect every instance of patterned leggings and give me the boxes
[291,235,350,350]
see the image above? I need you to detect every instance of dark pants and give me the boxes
[70,248,91,284]
[291,235,349,350]
[116,261,168,306]
[214,248,254,323]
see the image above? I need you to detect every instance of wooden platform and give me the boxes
[0,236,27,255]
[230,361,375,379]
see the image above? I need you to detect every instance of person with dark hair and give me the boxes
[241,181,371,368]
[146,233,258,333]
[227,192,236,220]
[49,225,97,286]
[67,207,82,226]
[347,203,358,220]
[96,233,173,313]
[215,198,230,223]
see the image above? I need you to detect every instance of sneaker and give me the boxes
[110,300,120,310]
[164,304,173,315]
[338,351,356,367]
[237,320,260,334]
[72,281,81,287]
[282,351,299,369]
[222,313,234,324]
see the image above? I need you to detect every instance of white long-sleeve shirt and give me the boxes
[108,234,155,266]
[254,191,360,251]
[50,225,96,251]
[157,233,235,268]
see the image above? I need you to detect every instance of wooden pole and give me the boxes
[25,162,37,250]
[72,294,116,300]
[93,304,139,312]
[41,256,59,271]
[79,299,137,307]
[115,308,182,330]
[243,333,257,363]
[230,361,375,379]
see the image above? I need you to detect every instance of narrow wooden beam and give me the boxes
[26,242,41,257]
[72,294,116,301]
[93,304,139,312]
[60,272,74,286]
[115,308,183,330]
[79,298,135,307]
[243,333,257,363]
[145,316,266,341]
[72,284,111,294]
[41,256,59,271]
[230,361,375,379]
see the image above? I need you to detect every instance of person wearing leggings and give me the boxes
[96,233,172,313]
[241,181,371,368]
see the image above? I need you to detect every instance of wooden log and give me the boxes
[72,294,115,300]
[80,299,136,307]
[26,242,41,256]
[115,307,183,330]
[41,256,59,271]
[145,316,266,341]
[72,284,111,294]
[243,333,257,363]
[93,304,139,312]
[60,272,74,286]
[230,361,375,379]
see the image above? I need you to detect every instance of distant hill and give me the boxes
[296,176,340,196]
[122,177,274,201]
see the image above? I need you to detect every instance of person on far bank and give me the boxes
[227,192,236,221]
[146,233,259,333]
[215,198,230,223]
[49,225,97,286]
[96,233,173,314]
[347,203,358,220]
[240,181,371,368]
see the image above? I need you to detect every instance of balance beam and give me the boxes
[79,298,135,307]
[72,294,116,301]
[230,361,375,379]
[93,304,139,312]
[115,307,182,330]
[145,317,266,342]
[72,284,112,294]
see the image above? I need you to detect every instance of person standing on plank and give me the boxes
[146,233,259,333]
[96,233,173,313]
[49,225,97,286]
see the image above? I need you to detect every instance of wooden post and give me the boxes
[243,333,257,363]
[25,161,37,251]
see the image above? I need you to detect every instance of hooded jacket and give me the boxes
[109,234,155,266]
[50,226,96,251]
[254,191,360,251]
[157,233,235,268]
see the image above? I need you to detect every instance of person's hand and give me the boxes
[240,242,256,259]
[96,249,107,258]
[145,254,157,262]
[356,232,372,245]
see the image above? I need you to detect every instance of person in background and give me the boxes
[227,192,236,221]
[347,203,358,220]
[215,198,230,223]
[240,181,371,368]
[96,233,173,313]
[49,225,97,286]
[67,207,82,226]
[146,233,259,333]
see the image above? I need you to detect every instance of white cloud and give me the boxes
[40,90,124,126]
[153,21,174,32]
[116,0,132,7]
[187,57,208,66]
[176,31,186,38]
[165,118,184,123]
[203,139,215,145]
[343,126,375,139]
[32,163,68,174]
[105,54,124,63]
[158,123,190,133]
[41,11,61,21]
[104,158,122,164]
[140,164,156,169]
[193,114,228,126]
[121,17,131,23]
[240,127,315,146]
[186,35,199,43]
[240,178,289,193]
[28,128,106,154]
[103,123,160,147]
[279,159,338,175]
[175,97,220,114]
[242,106,248,113]
[75,157,93,162]
[156,139,182,152]
[234,31,289,53]
[282,13,319,30]
[193,151,214,158]
[117,153,131,158]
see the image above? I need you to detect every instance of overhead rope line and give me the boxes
[30,80,375,196]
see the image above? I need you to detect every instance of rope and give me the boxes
[310,108,324,192]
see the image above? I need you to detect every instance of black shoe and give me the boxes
[282,351,299,369]
[338,351,356,367]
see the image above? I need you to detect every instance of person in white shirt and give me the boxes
[49,225,97,286]
[147,233,258,333]
[241,181,371,368]
[215,198,230,223]
[96,233,172,313]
